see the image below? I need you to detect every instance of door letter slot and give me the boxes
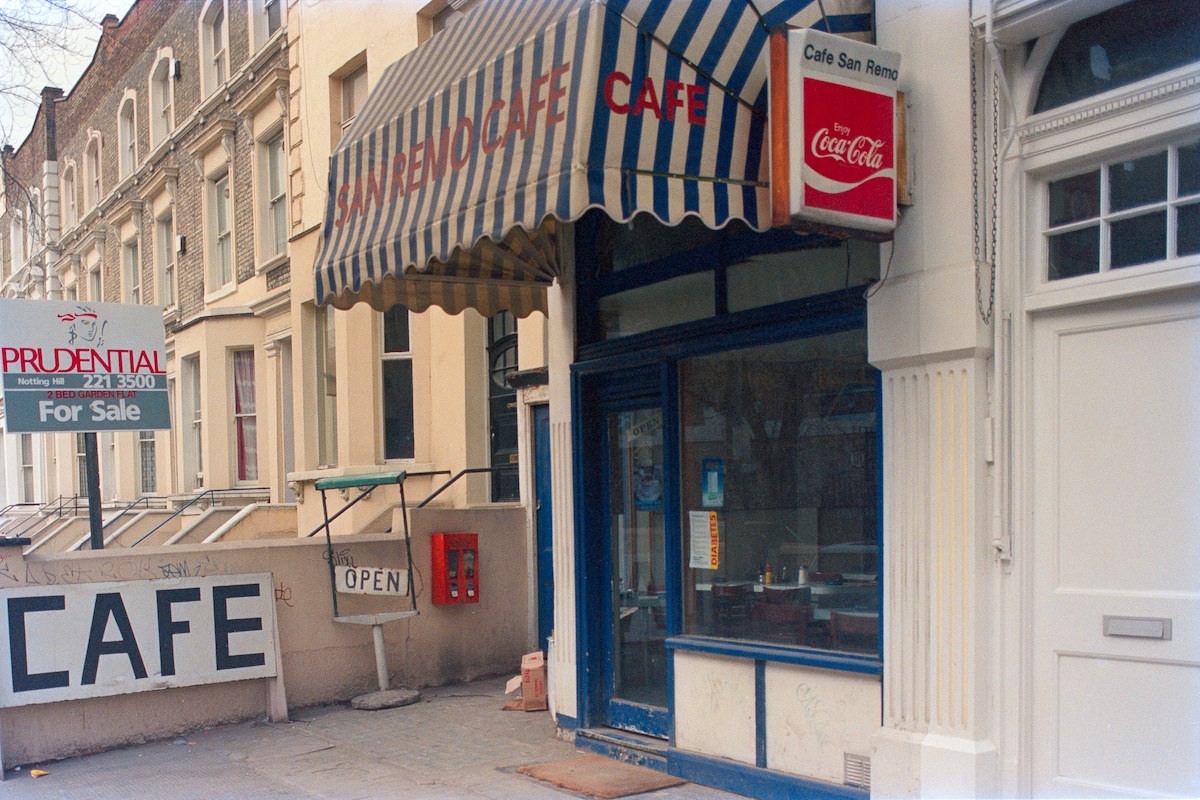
[1103,615,1171,640]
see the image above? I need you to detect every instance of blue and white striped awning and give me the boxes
[315,0,873,317]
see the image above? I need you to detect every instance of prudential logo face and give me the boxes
[57,305,109,347]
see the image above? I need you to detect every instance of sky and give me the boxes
[0,0,119,147]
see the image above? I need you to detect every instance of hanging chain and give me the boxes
[971,22,981,272]
[985,53,999,326]
[972,23,996,326]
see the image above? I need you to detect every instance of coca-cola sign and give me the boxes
[771,28,901,235]
[802,76,895,224]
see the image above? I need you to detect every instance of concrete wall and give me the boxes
[0,505,531,767]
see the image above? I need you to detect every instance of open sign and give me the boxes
[334,565,409,596]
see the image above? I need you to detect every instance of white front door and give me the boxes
[1030,288,1200,797]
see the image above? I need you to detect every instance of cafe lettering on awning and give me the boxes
[315,0,875,319]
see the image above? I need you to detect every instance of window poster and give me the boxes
[701,458,724,507]
[689,510,720,569]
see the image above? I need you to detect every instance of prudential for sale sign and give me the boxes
[0,299,170,434]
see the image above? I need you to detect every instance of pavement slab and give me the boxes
[0,676,748,800]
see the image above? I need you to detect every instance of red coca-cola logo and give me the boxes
[802,77,894,223]
[810,126,885,170]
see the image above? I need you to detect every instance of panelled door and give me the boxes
[1029,287,1200,797]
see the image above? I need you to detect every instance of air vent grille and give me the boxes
[844,753,871,789]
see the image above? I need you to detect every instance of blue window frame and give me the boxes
[572,212,884,736]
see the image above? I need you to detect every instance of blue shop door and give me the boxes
[602,401,672,737]
[533,404,554,655]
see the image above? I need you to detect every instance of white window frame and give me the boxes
[138,430,157,495]
[10,209,26,267]
[156,210,177,309]
[1018,56,1200,309]
[62,161,78,231]
[123,236,141,304]
[380,305,414,462]
[118,91,138,178]
[19,433,36,503]
[257,128,287,262]
[1041,141,1200,280]
[250,0,284,52]
[231,349,259,483]
[75,433,89,497]
[335,61,368,141]
[85,131,103,210]
[88,264,102,303]
[315,304,338,468]
[182,355,203,490]
[27,190,40,258]
[208,170,233,289]
[148,50,176,148]
[199,0,230,99]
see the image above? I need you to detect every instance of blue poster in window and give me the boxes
[634,465,663,509]
[701,459,724,508]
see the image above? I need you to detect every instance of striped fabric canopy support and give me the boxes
[316,0,873,317]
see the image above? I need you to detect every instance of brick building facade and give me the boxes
[2,0,291,505]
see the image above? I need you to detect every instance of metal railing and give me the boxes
[45,495,88,518]
[1,498,70,539]
[0,502,41,538]
[130,487,268,547]
[103,496,165,535]
[302,465,517,539]
[415,466,517,509]
[304,470,450,538]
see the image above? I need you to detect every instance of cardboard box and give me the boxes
[504,650,547,712]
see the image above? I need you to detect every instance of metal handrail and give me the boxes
[300,465,517,539]
[103,496,162,533]
[34,495,84,519]
[415,466,517,509]
[130,487,269,547]
[3,502,61,539]
[304,470,450,538]
[0,502,42,538]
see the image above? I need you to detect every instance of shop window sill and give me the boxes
[665,636,881,675]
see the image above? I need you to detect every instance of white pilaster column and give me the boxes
[546,231,577,722]
[869,0,1000,795]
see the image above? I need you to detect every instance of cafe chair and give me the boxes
[752,599,813,645]
[711,583,751,638]
[829,610,880,653]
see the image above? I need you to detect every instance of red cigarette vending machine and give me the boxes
[431,532,479,604]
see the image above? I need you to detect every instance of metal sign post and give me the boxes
[83,432,103,549]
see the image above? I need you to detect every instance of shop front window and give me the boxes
[679,329,880,656]
[580,211,878,346]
